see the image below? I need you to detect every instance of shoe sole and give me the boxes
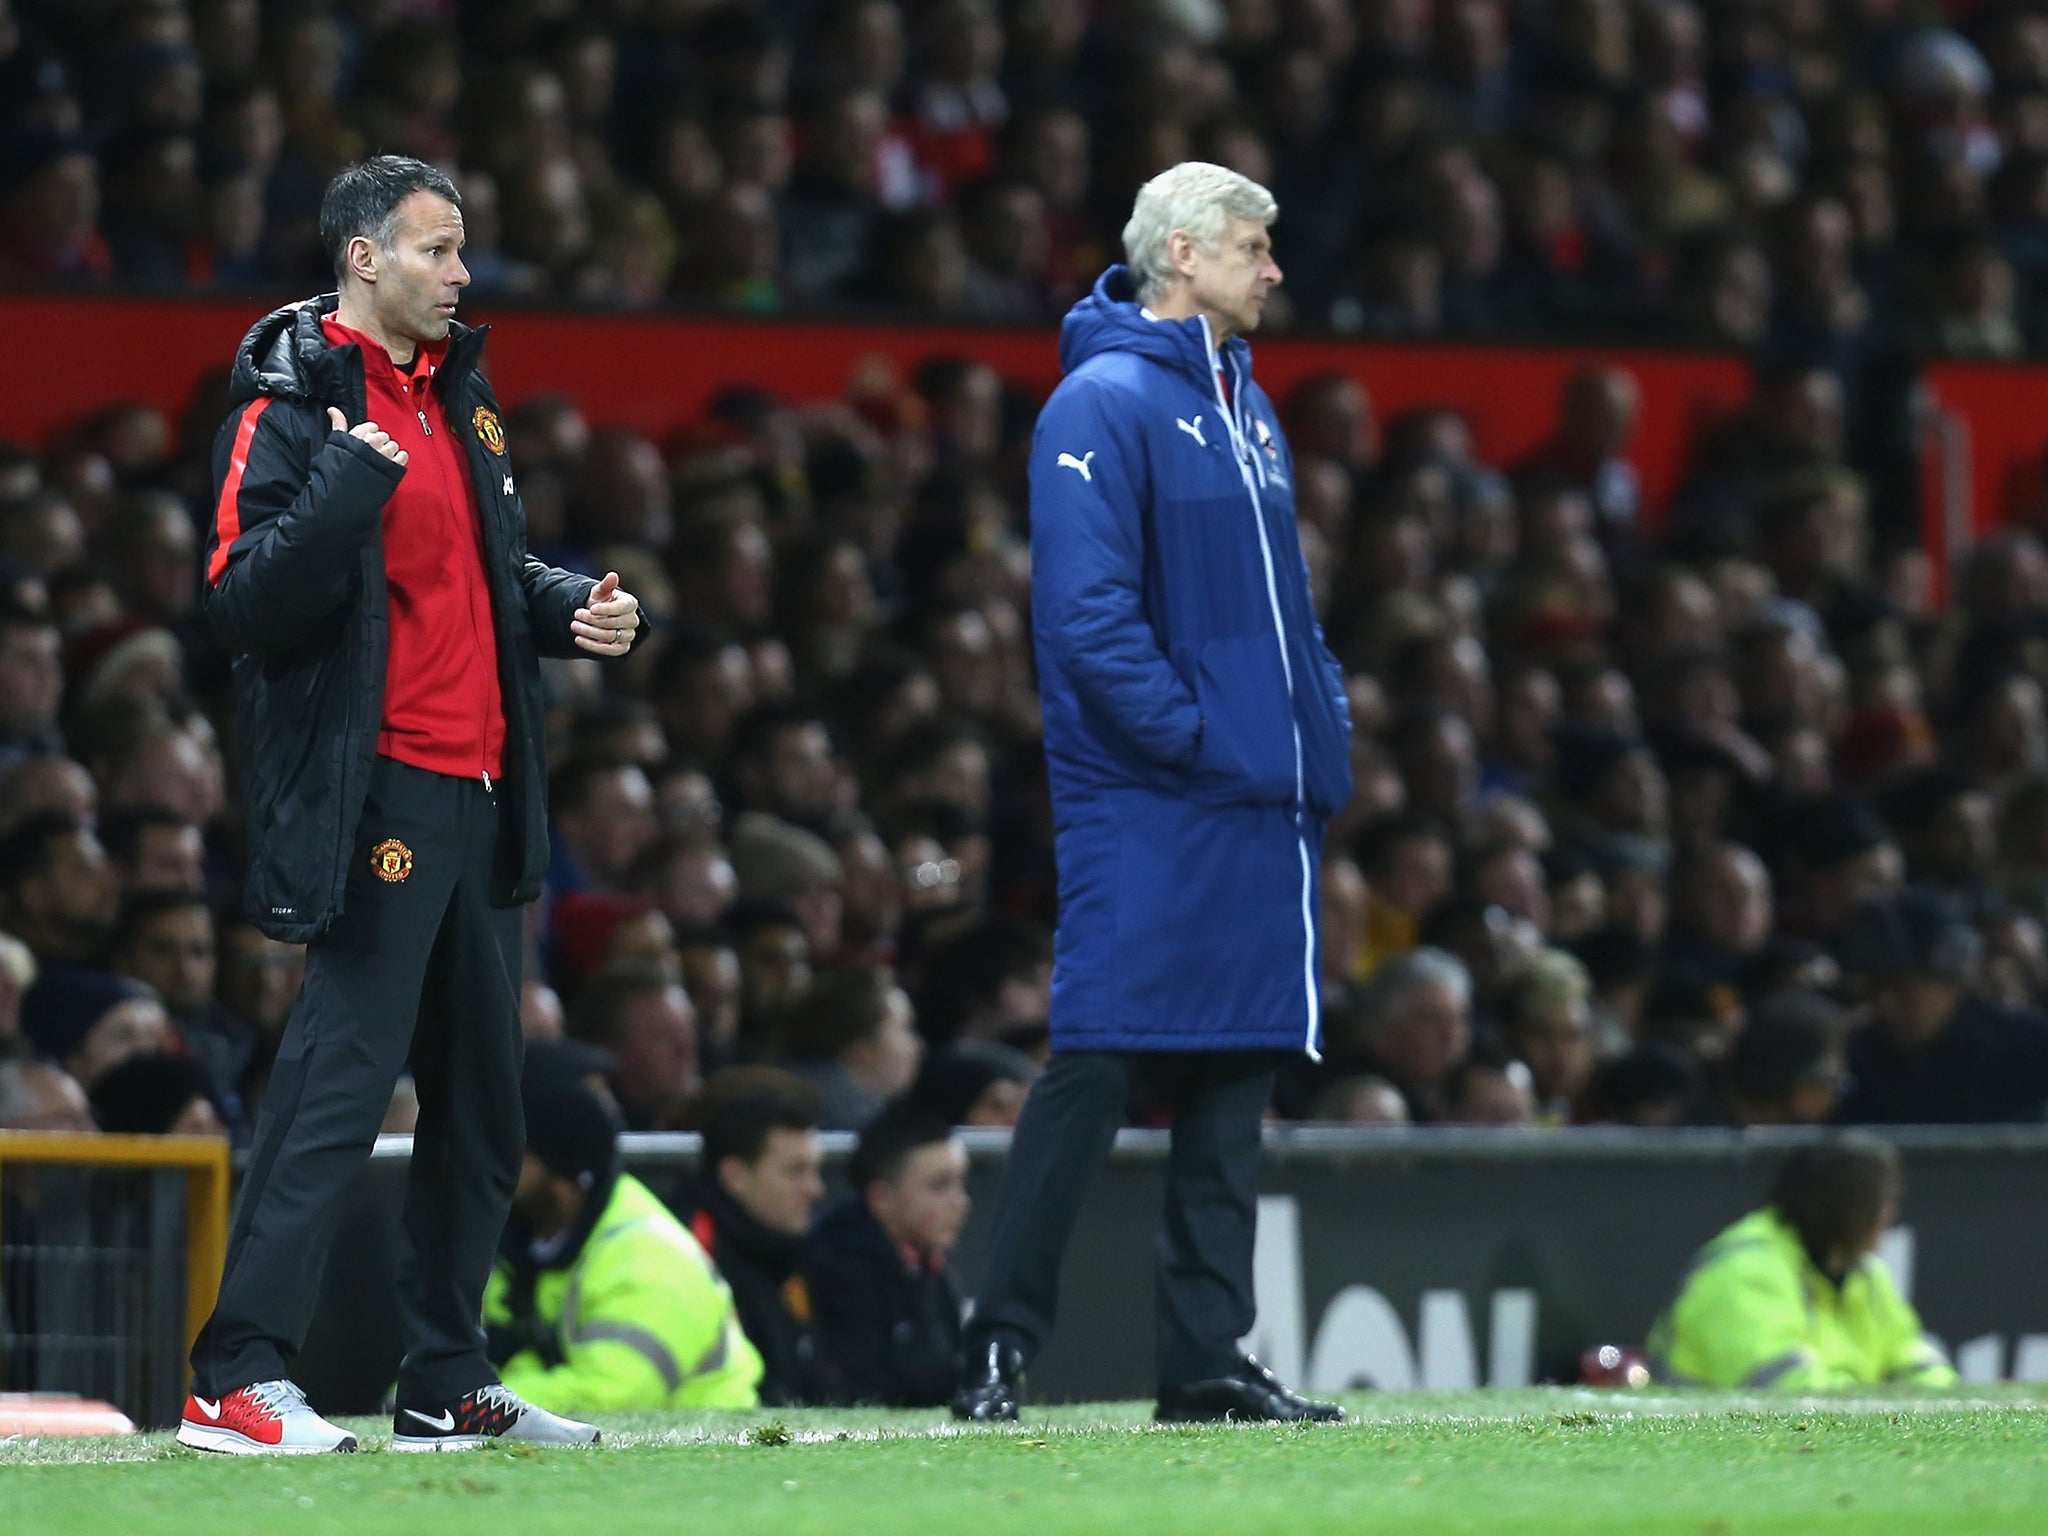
[391,1434,494,1452]
[948,1403,1019,1423]
[176,1424,358,1455]
[392,1433,602,1452]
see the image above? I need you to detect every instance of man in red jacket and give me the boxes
[179,157,640,1455]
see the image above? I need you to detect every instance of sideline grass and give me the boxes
[6,1390,2048,1535]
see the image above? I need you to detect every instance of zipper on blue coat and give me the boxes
[1200,318,1320,1061]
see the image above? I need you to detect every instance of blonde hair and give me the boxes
[1122,161,1278,305]
[0,930,34,991]
[1510,948,1592,1027]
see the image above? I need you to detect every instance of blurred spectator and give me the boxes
[1516,366,1641,541]
[806,1106,969,1406]
[1304,1073,1414,1126]
[1581,1043,1703,1127]
[99,804,204,896]
[20,967,171,1089]
[110,891,252,1131]
[0,132,110,281]
[215,919,302,1046]
[1502,948,1596,1122]
[0,599,63,766]
[566,962,699,1132]
[782,964,923,1131]
[912,917,1051,1050]
[1443,1048,1540,1127]
[905,1038,1039,1126]
[1722,990,1848,1127]
[0,1057,94,1132]
[730,705,843,833]
[0,812,116,966]
[548,758,659,897]
[729,813,844,964]
[1327,948,1473,1123]
[671,1067,843,1407]
[0,927,30,1056]
[1666,841,1774,980]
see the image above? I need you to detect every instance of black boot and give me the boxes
[950,1338,1025,1422]
[1155,1356,1344,1424]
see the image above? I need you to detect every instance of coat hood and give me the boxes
[1058,265,1253,390]
[227,292,487,407]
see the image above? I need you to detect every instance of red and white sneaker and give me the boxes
[176,1380,359,1455]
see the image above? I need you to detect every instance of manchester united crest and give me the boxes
[473,406,506,455]
[371,838,414,883]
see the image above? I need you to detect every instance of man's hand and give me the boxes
[327,406,408,468]
[572,570,640,656]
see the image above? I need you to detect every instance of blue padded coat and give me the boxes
[1031,267,1353,1055]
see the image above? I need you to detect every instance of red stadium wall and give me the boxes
[0,293,1749,523]
[1924,361,2048,539]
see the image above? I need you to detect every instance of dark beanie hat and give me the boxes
[1551,722,1639,804]
[906,1040,1038,1125]
[1780,793,1890,872]
[1874,766,1982,836]
[523,1072,620,1187]
[89,1051,215,1134]
[1837,886,1982,983]
[22,968,153,1064]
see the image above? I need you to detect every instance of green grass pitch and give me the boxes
[6,1390,2048,1535]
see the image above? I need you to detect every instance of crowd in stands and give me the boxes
[6,331,2048,1147]
[4,0,2048,360]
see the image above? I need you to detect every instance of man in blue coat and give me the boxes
[952,163,1351,1425]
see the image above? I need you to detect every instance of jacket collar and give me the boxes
[228,292,489,407]
[691,1171,808,1277]
[1057,265,1255,394]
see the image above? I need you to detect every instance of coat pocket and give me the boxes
[1294,649,1355,820]
[1186,635,1299,806]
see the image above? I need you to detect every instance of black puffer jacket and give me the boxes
[804,1196,962,1408]
[204,294,592,942]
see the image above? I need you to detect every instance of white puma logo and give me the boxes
[192,1396,222,1420]
[1056,451,1096,482]
[1176,415,1207,447]
[406,1408,457,1431]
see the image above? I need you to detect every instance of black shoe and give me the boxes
[392,1383,600,1451]
[1155,1356,1344,1424]
[950,1339,1025,1422]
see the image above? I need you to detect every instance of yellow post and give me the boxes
[184,1147,230,1357]
[0,1131,233,1365]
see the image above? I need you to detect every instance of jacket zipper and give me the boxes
[1201,320,1320,1062]
[421,373,495,790]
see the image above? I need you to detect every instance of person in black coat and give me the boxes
[1836,886,2048,1124]
[669,1067,846,1406]
[181,155,639,1455]
[807,1107,969,1408]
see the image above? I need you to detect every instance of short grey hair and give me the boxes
[1121,161,1278,305]
[1369,947,1474,1020]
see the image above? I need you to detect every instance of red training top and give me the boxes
[323,315,505,781]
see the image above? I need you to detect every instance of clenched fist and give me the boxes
[327,406,408,468]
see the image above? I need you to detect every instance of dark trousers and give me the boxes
[191,756,524,1404]
[966,1050,1274,1389]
